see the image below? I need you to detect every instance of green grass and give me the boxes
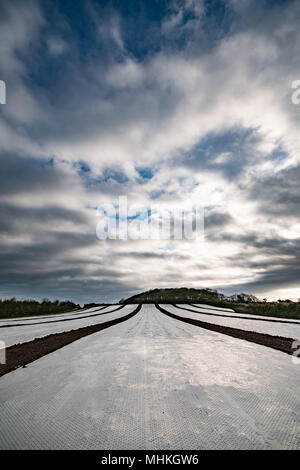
[0,299,81,320]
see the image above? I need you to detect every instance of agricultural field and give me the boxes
[0,303,299,450]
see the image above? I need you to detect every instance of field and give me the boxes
[0,303,299,449]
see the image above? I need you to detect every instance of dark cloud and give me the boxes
[0,201,88,234]
[0,275,136,304]
[219,262,300,296]
[205,210,233,229]
[0,154,74,196]
[248,164,300,219]
[118,251,190,260]
[213,232,300,294]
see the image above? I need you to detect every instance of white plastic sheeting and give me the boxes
[0,305,299,450]
[0,305,111,325]
[169,305,300,340]
[189,303,300,323]
[190,303,235,312]
[0,305,135,347]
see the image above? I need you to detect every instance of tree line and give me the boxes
[0,298,81,319]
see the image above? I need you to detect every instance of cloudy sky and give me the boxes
[0,0,300,303]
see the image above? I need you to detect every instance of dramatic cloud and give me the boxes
[1,0,300,302]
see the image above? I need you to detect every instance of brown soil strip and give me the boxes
[176,304,300,325]
[0,304,124,328]
[0,305,141,378]
[156,304,295,355]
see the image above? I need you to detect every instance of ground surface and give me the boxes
[0,304,299,450]
[173,304,300,338]
[0,305,130,347]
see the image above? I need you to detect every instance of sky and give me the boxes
[0,0,300,303]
